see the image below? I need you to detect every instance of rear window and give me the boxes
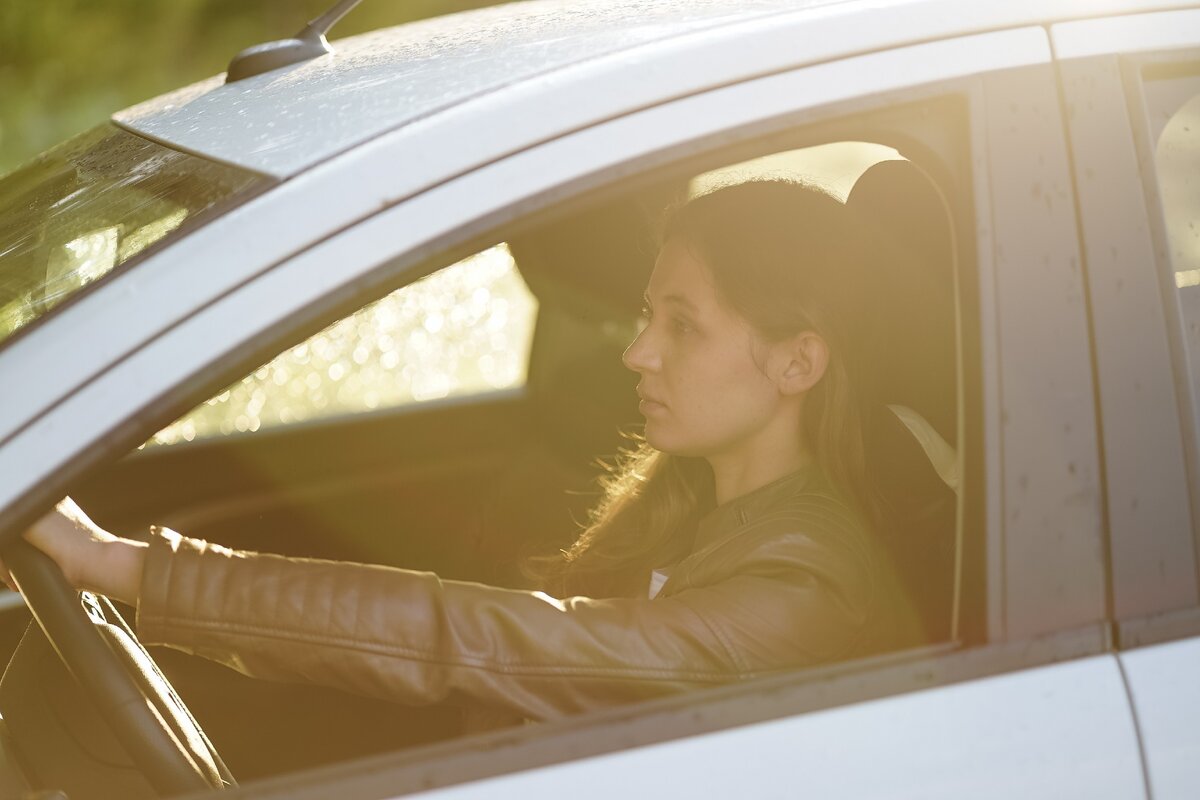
[0,123,269,347]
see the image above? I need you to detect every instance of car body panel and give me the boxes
[114,0,828,178]
[113,0,1194,179]
[1121,637,1200,800]
[404,654,1144,800]
[182,627,1112,798]
[1051,7,1200,59]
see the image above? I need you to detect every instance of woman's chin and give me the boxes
[642,424,670,452]
[643,426,702,458]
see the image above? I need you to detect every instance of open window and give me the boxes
[38,115,967,788]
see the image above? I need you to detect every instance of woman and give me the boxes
[12,179,907,723]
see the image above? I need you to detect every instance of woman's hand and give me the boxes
[4,497,147,606]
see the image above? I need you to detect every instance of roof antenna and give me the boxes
[225,0,364,83]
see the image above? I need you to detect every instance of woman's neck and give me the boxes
[707,446,811,506]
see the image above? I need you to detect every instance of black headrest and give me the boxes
[847,159,957,446]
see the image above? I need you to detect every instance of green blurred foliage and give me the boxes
[0,0,506,174]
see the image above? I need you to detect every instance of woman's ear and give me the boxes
[775,331,829,396]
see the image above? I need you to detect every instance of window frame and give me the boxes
[1053,8,1200,643]
[225,624,1118,800]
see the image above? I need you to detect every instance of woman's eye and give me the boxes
[671,317,693,334]
[636,304,693,336]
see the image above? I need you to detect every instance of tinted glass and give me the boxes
[0,123,267,346]
[147,243,538,445]
[1142,67,1200,401]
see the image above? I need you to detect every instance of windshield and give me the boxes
[0,123,269,348]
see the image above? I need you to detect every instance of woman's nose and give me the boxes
[622,327,660,373]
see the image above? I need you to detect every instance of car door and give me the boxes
[1053,8,1200,799]
[0,10,1151,800]
[92,23,1139,800]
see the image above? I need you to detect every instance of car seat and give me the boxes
[846,158,959,647]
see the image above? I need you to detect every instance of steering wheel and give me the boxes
[4,538,234,796]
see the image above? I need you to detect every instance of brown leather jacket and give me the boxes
[136,467,902,722]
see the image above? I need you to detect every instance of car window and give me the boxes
[146,243,538,445]
[0,124,268,347]
[124,137,961,634]
[1142,65,1200,400]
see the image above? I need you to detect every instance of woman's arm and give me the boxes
[135,523,876,721]
[14,498,146,604]
[13,500,880,722]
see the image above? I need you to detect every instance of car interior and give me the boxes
[0,138,961,796]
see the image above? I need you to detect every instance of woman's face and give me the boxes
[623,238,794,460]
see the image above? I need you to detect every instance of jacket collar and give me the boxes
[692,464,816,552]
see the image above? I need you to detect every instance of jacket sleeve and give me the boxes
[135,527,873,721]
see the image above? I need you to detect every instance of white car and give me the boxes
[0,0,1198,797]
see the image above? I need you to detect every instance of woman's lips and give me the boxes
[638,395,668,415]
[638,398,667,417]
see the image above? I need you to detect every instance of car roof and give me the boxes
[113,0,1195,180]
[114,0,1197,179]
[115,0,837,179]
